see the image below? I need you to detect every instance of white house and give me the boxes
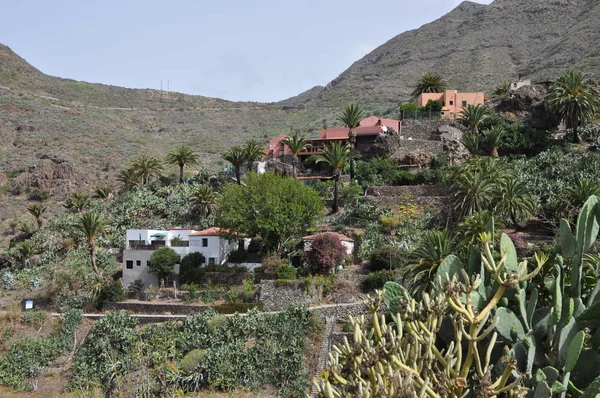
[511,79,531,91]
[122,227,249,288]
[303,232,354,256]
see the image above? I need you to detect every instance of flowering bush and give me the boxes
[306,233,346,274]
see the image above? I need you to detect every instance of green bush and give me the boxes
[416,169,435,184]
[394,170,417,185]
[275,263,297,280]
[340,183,363,200]
[148,247,180,282]
[227,248,247,263]
[93,280,126,309]
[363,270,397,291]
[368,245,404,271]
[179,252,206,285]
[180,349,206,373]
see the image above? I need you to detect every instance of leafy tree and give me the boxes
[337,104,363,182]
[275,263,297,280]
[64,192,91,213]
[483,125,505,157]
[494,178,537,226]
[493,82,511,99]
[459,104,491,135]
[311,141,350,213]
[179,252,206,285]
[165,146,199,183]
[548,70,600,143]
[306,233,346,274]
[279,132,309,178]
[27,204,47,229]
[148,247,180,283]
[222,146,246,185]
[216,172,323,253]
[132,155,162,185]
[189,185,219,217]
[243,140,266,174]
[425,99,443,112]
[399,102,419,113]
[411,71,447,98]
[92,185,112,200]
[75,212,106,280]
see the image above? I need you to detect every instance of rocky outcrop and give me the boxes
[10,154,77,197]
[494,84,559,130]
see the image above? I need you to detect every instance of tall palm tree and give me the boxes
[483,125,505,157]
[337,104,363,182]
[189,185,219,217]
[75,212,106,280]
[494,179,537,227]
[165,146,199,183]
[117,168,139,191]
[411,71,447,98]
[493,82,511,99]
[64,192,91,213]
[132,155,162,185]
[459,105,490,135]
[243,140,266,174]
[280,132,309,178]
[93,185,112,201]
[548,70,600,143]
[222,146,246,184]
[27,204,47,229]
[311,141,350,213]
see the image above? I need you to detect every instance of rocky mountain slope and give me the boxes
[1,0,599,223]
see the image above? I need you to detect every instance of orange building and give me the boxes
[417,90,485,119]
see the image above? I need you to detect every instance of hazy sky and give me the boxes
[2,1,493,102]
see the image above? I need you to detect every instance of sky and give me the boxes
[1,0,493,103]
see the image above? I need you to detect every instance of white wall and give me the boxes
[189,235,239,265]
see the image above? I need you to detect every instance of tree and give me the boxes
[548,70,600,143]
[27,204,47,229]
[64,192,91,213]
[148,247,180,283]
[458,104,490,135]
[493,82,511,99]
[425,99,443,112]
[483,125,505,157]
[306,233,346,274]
[179,252,206,285]
[411,71,447,98]
[93,185,112,200]
[216,172,323,253]
[460,133,481,157]
[311,141,350,213]
[451,169,499,219]
[132,155,162,185]
[242,140,265,174]
[16,241,35,268]
[280,132,309,178]
[337,104,363,182]
[189,185,219,217]
[222,146,246,184]
[165,146,199,183]
[494,178,537,226]
[75,212,106,280]
[116,168,139,191]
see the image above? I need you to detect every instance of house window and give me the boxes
[208,257,216,265]
[126,260,133,269]
[202,238,208,247]
[449,100,454,105]
[462,100,468,107]
[136,260,141,266]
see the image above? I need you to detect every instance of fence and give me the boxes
[400,110,445,120]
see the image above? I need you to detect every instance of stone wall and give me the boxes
[198,272,253,286]
[259,280,323,311]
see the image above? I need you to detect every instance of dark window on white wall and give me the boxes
[126,260,133,269]
[136,260,141,266]
[209,258,216,265]
[202,238,208,247]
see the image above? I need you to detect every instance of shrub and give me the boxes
[126,279,144,299]
[227,248,247,263]
[179,252,206,285]
[416,169,435,184]
[93,280,126,309]
[275,264,297,280]
[394,170,417,185]
[261,254,285,275]
[340,183,363,200]
[369,245,404,271]
[27,188,51,201]
[180,349,206,374]
[306,233,346,274]
[148,247,180,282]
[363,270,397,291]
[170,236,186,247]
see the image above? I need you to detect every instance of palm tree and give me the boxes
[558,178,600,217]
[165,146,199,183]
[93,185,112,200]
[337,104,363,182]
[483,125,505,157]
[460,133,481,157]
[132,155,162,185]
[493,82,511,99]
[222,146,246,184]
[27,204,47,229]
[411,71,447,98]
[451,170,498,219]
[16,241,35,268]
[459,104,490,135]
[243,140,266,174]
[117,168,139,191]
[280,132,309,178]
[64,192,90,213]
[189,185,219,217]
[548,70,600,143]
[75,212,106,280]
[494,179,537,227]
[311,141,350,213]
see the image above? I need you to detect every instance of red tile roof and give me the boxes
[319,126,383,140]
[303,232,354,242]
[262,133,293,160]
[189,227,243,237]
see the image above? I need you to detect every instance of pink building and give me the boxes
[417,90,485,119]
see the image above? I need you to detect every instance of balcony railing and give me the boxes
[127,244,165,251]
